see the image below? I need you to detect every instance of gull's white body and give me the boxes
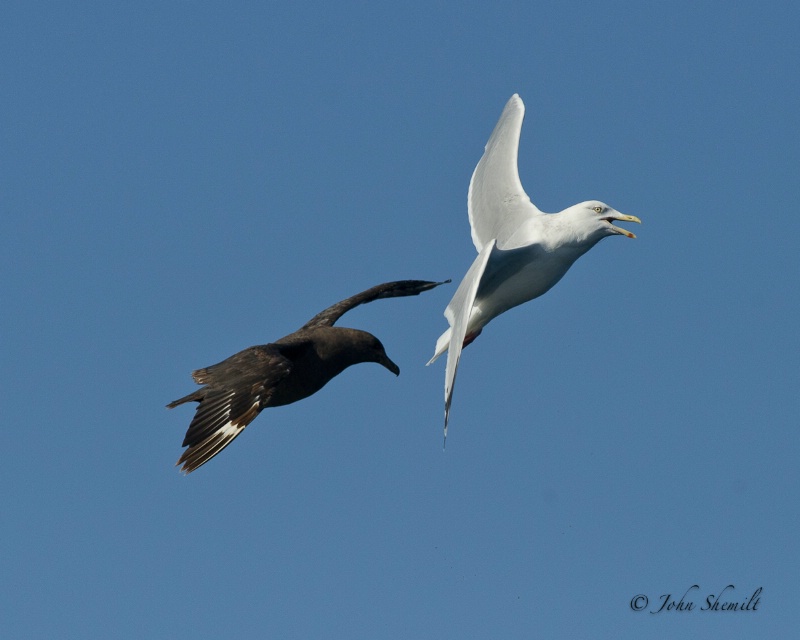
[429,94,640,440]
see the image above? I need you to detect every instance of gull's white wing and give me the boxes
[468,94,542,252]
[442,239,496,442]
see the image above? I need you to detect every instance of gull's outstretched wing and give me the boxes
[468,94,543,252]
[301,279,449,329]
[441,240,496,443]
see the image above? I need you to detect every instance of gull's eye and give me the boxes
[593,206,603,213]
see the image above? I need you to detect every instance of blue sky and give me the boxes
[3,1,798,638]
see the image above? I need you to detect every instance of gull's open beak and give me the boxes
[605,213,642,239]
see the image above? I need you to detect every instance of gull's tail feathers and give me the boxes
[427,329,451,365]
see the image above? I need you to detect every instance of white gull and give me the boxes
[428,94,641,443]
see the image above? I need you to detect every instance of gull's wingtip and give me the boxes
[508,93,524,108]
[443,403,450,449]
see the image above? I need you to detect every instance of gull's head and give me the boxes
[563,201,641,241]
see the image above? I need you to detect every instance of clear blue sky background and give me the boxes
[3,2,797,638]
